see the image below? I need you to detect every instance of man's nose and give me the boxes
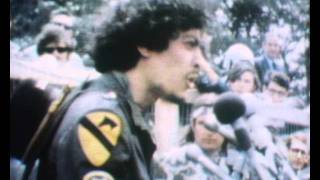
[296,151,304,158]
[193,48,207,68]
[53,50,60,55]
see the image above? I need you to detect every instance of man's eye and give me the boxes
[186,40,199,48]
[196,121,205,126]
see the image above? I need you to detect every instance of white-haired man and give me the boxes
[255,32,290,86]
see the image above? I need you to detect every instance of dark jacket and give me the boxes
[254,54,289,85]
[38,71,156,180]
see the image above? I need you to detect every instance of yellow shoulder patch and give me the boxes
[83,170,114,180]
[78,111,123,167]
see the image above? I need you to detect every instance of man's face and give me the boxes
[266,81,288,103]
[263,36,282,59]
[230,71,256,94]
[288,140,309,170]
[146,29,204,102]
[193,116,225,151]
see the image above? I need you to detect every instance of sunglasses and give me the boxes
[43,47,72,53]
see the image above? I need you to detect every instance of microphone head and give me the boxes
[213,92,246,124]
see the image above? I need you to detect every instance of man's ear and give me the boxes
[137,46,152,59]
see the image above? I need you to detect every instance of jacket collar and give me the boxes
[91,71,150,131]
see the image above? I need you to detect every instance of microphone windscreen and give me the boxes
[213,92,246,124]
[234,129,251,151]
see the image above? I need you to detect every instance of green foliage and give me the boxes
[11,0,309,58]
[229,0,270,37]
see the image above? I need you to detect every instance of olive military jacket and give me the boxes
[38,71,156,180]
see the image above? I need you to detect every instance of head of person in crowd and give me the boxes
[36,24,75,61]
[262,32,283,60]
[227,61,261,94]
[91,0,207,107]
[287,134,310,171]
[49,8,76,37]
[186,106,227,152]
[221,43,255,72]
[265,72,290,103]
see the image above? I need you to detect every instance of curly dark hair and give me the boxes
[91,0,207,73]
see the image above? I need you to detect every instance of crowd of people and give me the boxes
[10,0,309,180]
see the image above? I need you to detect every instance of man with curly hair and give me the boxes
[37,0,207,179]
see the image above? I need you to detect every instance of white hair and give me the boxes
[223,43,255,68]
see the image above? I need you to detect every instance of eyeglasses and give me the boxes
[291,148,307,155]
[267,87,287,96]
[43,47,72,53]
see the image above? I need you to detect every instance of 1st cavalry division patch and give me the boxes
[77,111,123,167]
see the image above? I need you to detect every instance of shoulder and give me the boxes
[54,89,130,145]
[52,90,131,172]
[61,90,127,128]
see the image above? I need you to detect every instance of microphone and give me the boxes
[233,127,251,151]
[212,93,288,179]
[213,92,246,124]
[213,93,251,150]
[194,74,229,94]
[212,93,296,179]
[185,144,233,180]
[203,123,237,145]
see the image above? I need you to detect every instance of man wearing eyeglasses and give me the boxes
[287,134,310,180]
[265,72,290,104]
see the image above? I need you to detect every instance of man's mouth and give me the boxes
[186,71,200,88]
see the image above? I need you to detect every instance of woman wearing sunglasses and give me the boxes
[21,23,99,92]
[36,23,80,63]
